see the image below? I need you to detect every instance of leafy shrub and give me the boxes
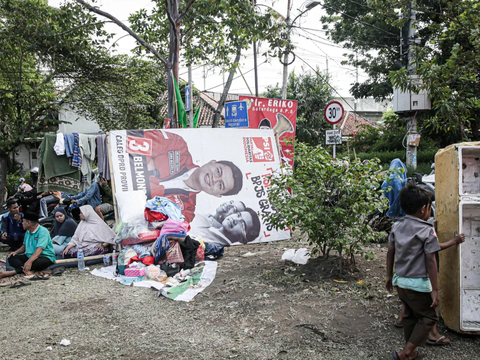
[263,143,389,266]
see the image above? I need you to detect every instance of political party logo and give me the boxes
[243,137,275,163]
[126,136,152,156]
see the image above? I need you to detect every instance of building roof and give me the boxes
[339,111,378,136]
[158,90,224,127]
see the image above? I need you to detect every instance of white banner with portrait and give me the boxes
[109,129,290,246]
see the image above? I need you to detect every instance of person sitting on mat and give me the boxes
[51,208,78,255]
[0,212,55,280]
[61,205,115,258]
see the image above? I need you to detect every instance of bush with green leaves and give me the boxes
[263,143,389,264]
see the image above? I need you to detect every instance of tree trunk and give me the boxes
[212,45,242,128]
[0,154,8,206]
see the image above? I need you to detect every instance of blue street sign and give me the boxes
[225,101,249,128]
[185,85,191,111]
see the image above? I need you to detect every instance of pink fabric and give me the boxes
[160,218,190,236]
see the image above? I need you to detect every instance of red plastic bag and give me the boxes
[166,240,184,267]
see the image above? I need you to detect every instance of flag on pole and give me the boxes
[193,104,202,128]
[173,76,187,128]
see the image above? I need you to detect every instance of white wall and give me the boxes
[57,105,102,134]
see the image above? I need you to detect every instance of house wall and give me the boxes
[57,105,103,135]
[11,142,41,174]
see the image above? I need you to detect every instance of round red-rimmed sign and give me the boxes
[324,101,345,125]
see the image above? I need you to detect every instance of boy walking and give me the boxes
[386,181,441,360]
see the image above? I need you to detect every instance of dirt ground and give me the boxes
[0,235,478,360]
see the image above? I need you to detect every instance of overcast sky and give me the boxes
[49,0,365,97]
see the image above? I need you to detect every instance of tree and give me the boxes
[0,0,166,200]
[129,0,287,127]
[263,69,333,145]
[321,0,480,142]
[262,143,388,268]
[389,0,480,140]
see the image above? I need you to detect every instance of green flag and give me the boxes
[173,77,187,128]
[193,104,202,128]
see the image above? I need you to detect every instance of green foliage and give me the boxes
[356,150,435,166]
[321,0,479,142]
[263,69,333,145]
[129,0,287,69]
[350,109,439,164]
[389,0,480,141]
[263,142,388,261]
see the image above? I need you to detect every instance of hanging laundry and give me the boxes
[64,133,75,158]
[53,133,65,156]
[96,134,110,180]
[37,134,81,195]
[71,133,82,169]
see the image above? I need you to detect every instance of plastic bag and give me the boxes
[116,190,146,223]
[281,248,310,265]
[146,265,167,282]
[115,220,159,246]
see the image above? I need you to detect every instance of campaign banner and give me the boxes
[109,129,290,246]
[239,96,297,169]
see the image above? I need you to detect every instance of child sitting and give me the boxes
[386,181,441,359]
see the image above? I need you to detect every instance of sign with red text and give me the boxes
[239,96,297,169]
[109,129,290,246]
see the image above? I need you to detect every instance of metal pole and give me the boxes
[188,65,193,128]
[281,0,292,100]
[333,124,336,160]
[253,41,259,97]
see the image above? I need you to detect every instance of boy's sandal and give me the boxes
[393,321,404,328]
[426,336,450,346]
[392,350,424,359]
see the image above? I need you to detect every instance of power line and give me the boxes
[203,60,268,92]
[294,53,358,113]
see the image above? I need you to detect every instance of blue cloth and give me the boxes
[71,132,82,169]
[145,196,185,221]
[204,242,224,260]
[64,134,75,158]
[381,158,407,220]
[1,212,25,237]
[24,225,56,263]
[71,182,101,209]
[152,234,171,265]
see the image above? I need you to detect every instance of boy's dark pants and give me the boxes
[397,287,438,347]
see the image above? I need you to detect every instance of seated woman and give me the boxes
[51,208,77,256]
[62,205,115,258]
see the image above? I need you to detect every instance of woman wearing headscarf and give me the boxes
[51,208,78,255]
[61,205,115,258]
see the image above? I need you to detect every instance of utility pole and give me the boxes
[280,1,320,99]
[188,65,193,128]
[281,0,292,100]
[405,1,417,170]
[252,0,259,97]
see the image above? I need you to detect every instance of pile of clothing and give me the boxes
[115,197,224,285]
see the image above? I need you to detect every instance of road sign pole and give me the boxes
[333,124,337,160]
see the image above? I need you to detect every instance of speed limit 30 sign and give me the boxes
[324,101,345,125]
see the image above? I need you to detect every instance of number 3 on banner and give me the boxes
[127,136,152,156]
